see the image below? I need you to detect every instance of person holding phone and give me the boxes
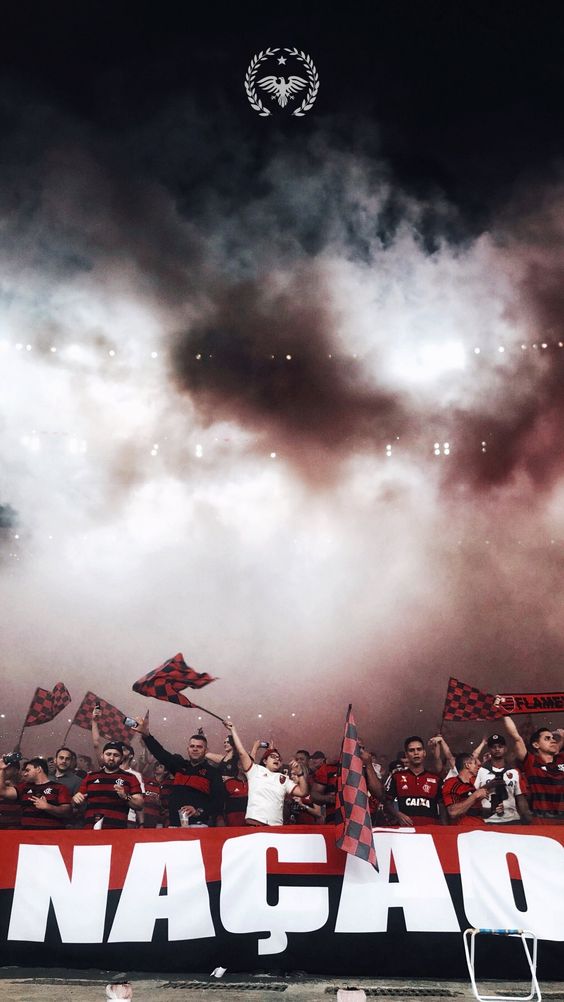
[223,721,308,826]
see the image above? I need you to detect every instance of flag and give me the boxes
[442,677,564,720]
[72,691,131,742]
[335,705,377,868]
[442,676,503,721]
[132,652,216,707]
[23,682,71,727]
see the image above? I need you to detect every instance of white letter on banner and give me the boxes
[8,844,111,943]
[458,831,564,941]
[220,833,329,955]
[335,834,459,932]
[108,841,214,942]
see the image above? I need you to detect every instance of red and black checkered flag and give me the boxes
[442,676,504,721]
[335,705,377,868]
[23,682,71,727]
[72,691,131,743]
[132,653,216,708]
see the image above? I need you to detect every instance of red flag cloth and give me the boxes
[442,676,504,721]
[72,692,131,743]
[24,683,71,727]
[132,653,216,707]
[335,705,377,868]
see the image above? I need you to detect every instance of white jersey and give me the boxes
[475,766,524,823]
[245,762,297,825]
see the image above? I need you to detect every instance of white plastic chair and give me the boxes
[463,928,541,1002]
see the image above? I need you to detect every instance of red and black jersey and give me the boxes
[521,751,564,817]
[79,769,142,829]
[223,776,248,826]
[385,769,442,822]
[0,796,22,829]
[142,734,224,826]
[441,775,481,818]
[143,780,165,827]
[15,781,71,830]
[312,763,339,823]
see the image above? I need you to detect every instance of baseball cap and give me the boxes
[487,734,506,747]
[103,741,123,754]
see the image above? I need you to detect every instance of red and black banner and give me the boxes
[72,691,130,742]
[0,824,562,978]
[443,676,564,721]
[23,682,71,727]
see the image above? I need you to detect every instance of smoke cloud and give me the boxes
[0,95,563,763]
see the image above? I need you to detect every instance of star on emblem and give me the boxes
[277,56,287,65]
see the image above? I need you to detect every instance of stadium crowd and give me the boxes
[0,709,562,830]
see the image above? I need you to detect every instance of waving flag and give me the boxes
[132,653,216,707]
[442,677,501,721]
[24,682,71,727]
[72,691,131,742]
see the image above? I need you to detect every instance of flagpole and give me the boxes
[14,721,26,752]
[15,689,36,751]
[61,721,74,746]
[189,702,226,724]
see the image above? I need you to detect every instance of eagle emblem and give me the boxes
[257,75,307,108]
[245,49,319,117]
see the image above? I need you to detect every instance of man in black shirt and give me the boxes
[134,716,224,826]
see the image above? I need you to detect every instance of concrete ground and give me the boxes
[0,973,563,1002]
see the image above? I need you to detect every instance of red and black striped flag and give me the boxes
[335,705,377,868]
[24,682,71,727]
[132,653,216,707]
[442,676,504,721]
[72,691,131,743]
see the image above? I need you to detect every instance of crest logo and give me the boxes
[245,48,319,117]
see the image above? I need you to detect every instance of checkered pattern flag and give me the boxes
[335,705,377,868]
[132,653,216,707]
[23,682,71,727]
[72,691,131,742]
[442,676,504,721]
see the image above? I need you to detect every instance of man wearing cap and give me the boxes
[475,734,532,824]
[73,742,143,829]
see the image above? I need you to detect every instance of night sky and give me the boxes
[1,2,564,761]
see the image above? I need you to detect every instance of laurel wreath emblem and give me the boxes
[244,47,319,118]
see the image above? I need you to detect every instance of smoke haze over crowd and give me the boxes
[1,4,564,760]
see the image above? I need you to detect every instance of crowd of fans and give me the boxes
[0,709,562,830]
